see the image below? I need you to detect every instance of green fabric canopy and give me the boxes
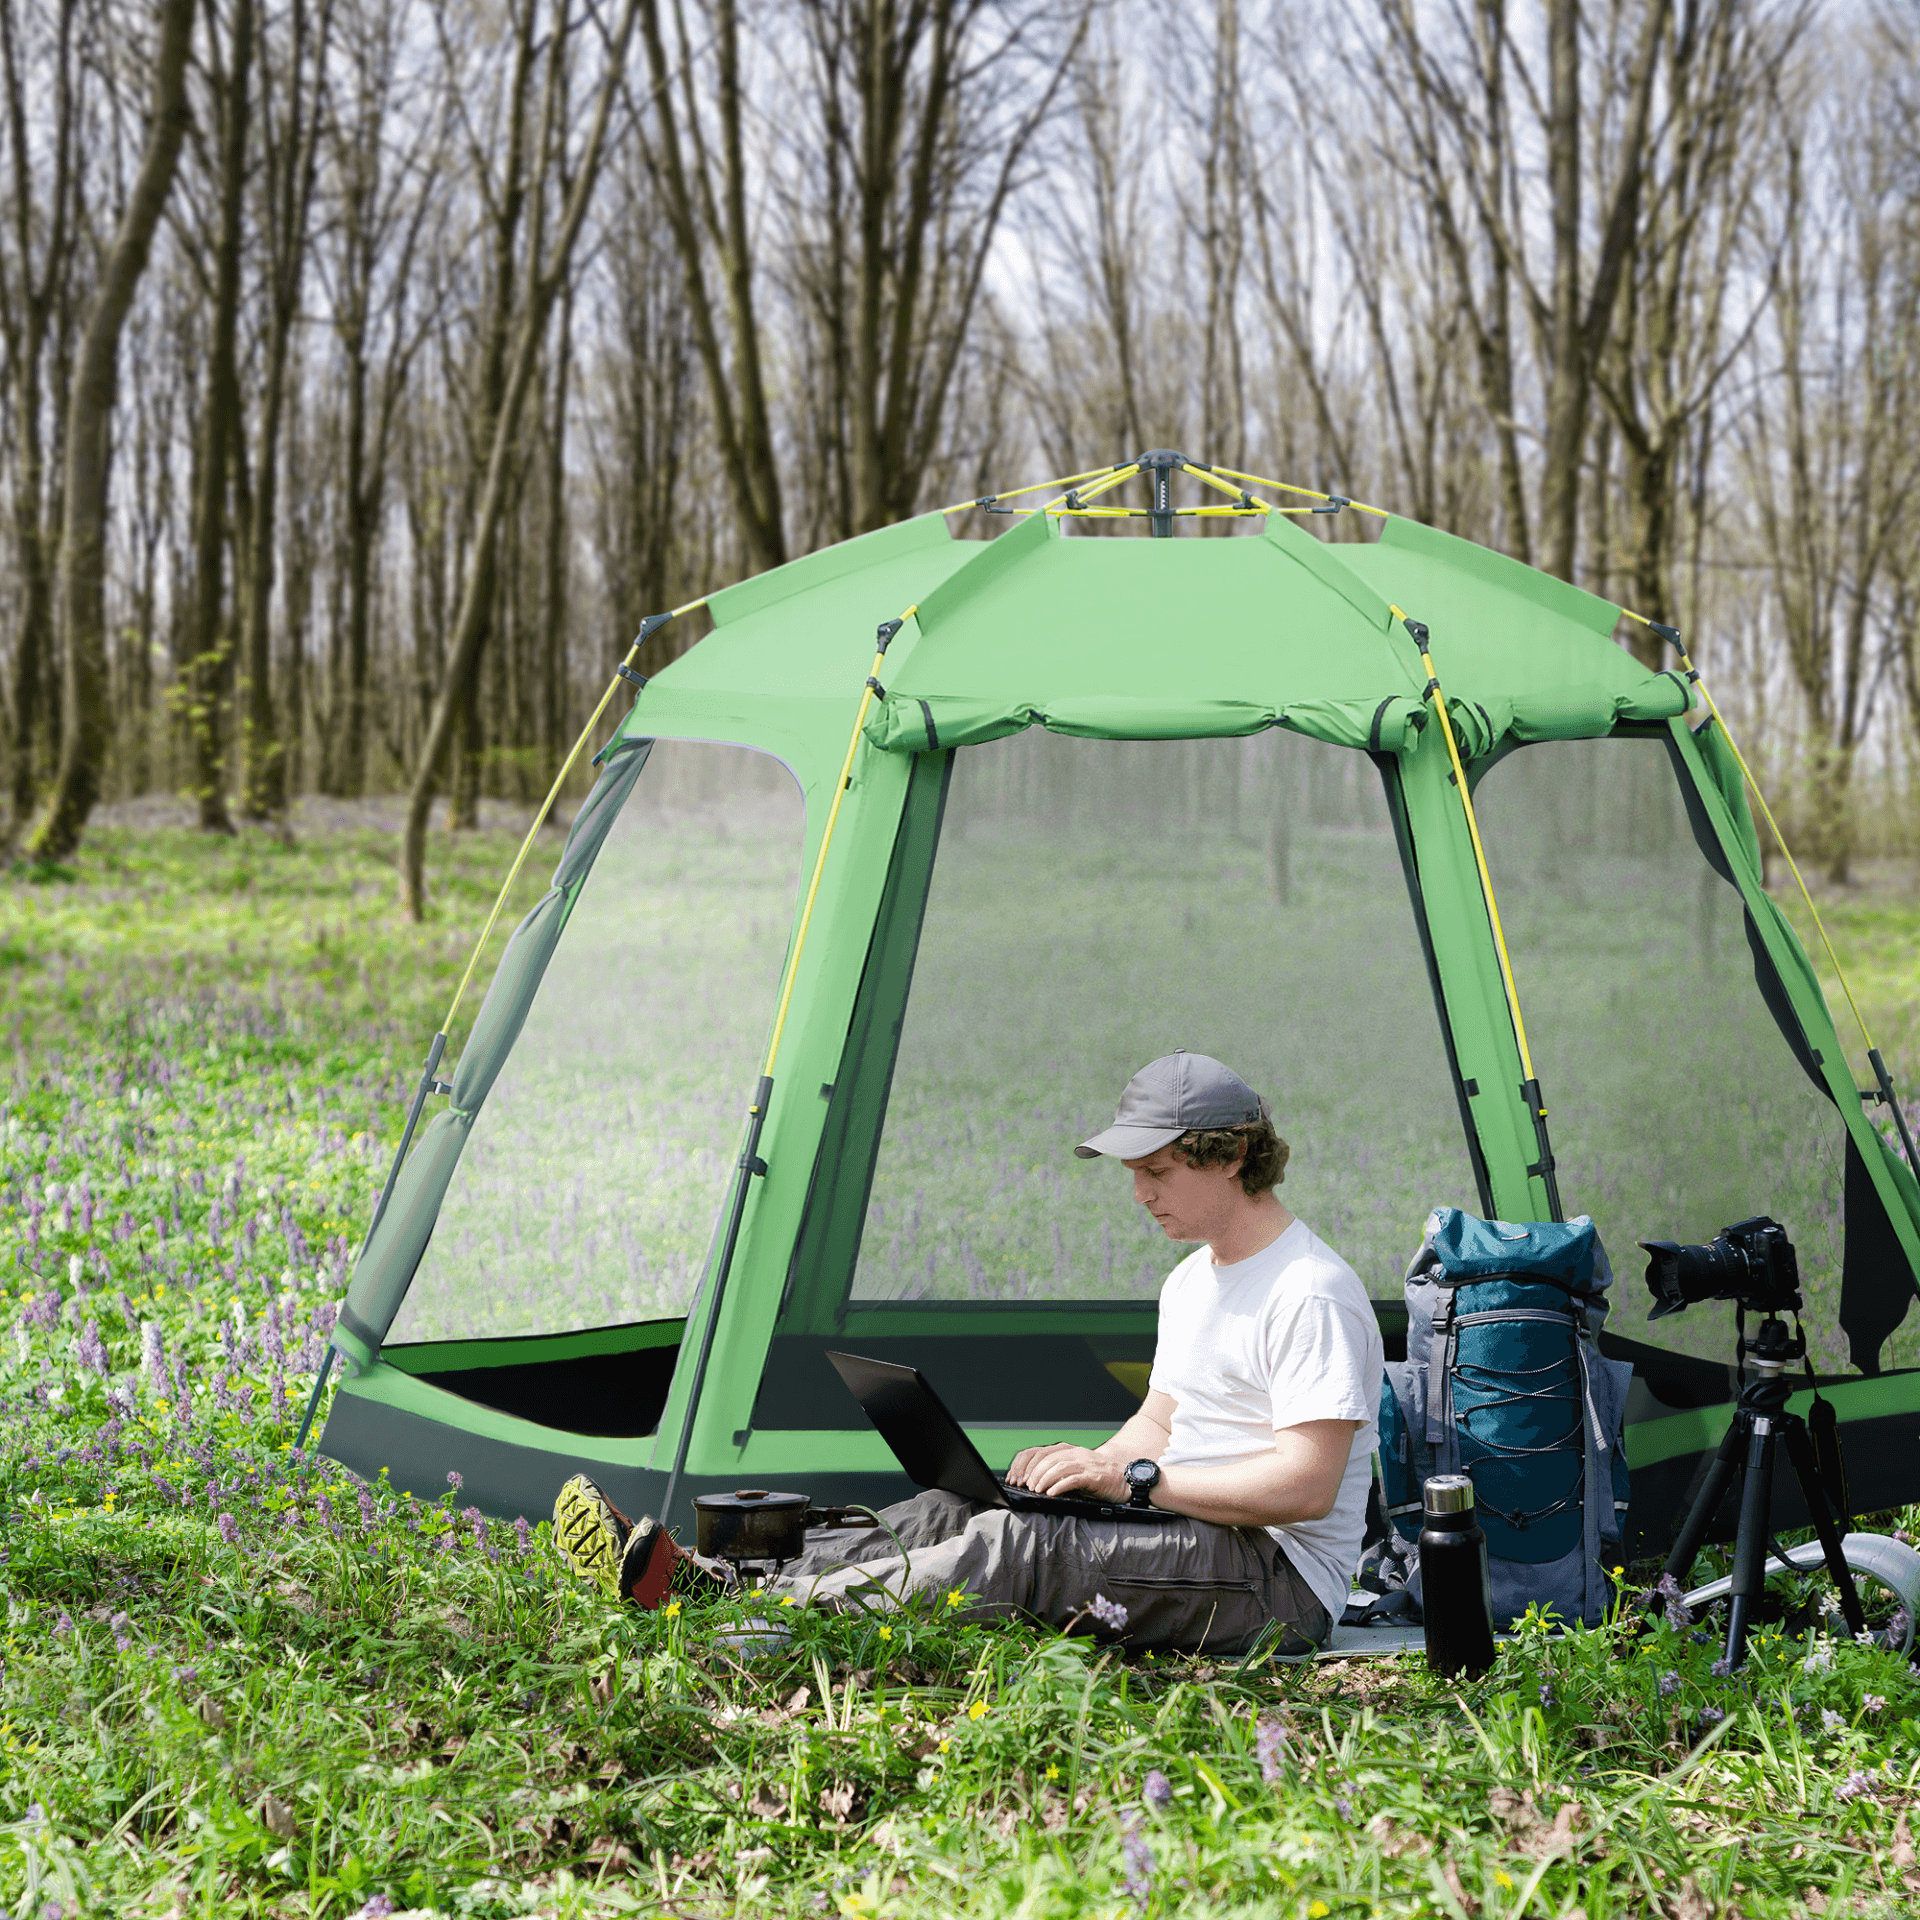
[858,512,1688,755]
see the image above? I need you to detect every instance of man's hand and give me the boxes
[1005,1442,1129,1504]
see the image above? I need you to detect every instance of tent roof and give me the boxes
[662,508,1690,757]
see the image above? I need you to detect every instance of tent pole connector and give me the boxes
[1137,449,1185,538]
[1521,1077,1565,1222]
[1868,1048,1920,1183]
[662,1073,775,1526]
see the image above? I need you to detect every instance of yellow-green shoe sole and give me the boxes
[552,1474,625,1599]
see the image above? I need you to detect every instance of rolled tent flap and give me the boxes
[1666,712,1920,1369]
[338,734,658,1355]
[862,692,1437,755]
[340,1108,475,1350]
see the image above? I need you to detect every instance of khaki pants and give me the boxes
[766,1489,1331,1656]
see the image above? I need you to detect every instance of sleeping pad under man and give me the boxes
[552,1052,1384,1655]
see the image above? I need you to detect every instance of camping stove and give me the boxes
[693,1489,867,1586]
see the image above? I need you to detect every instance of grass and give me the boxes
[4,798,1920,1917]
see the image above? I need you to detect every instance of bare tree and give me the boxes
[399,0,637,919]
[0,0,87,838]
[1741,57,1920,883]
[25,0,193,861]
[237,0,331,819]
[312,0,440,796]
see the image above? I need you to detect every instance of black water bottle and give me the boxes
[1420,1473,1496,1679]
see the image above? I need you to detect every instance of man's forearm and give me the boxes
[1154,1444,1342,1529]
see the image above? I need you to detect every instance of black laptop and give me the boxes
[826,1350,1183,1523]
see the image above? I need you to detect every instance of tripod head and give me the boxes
[1740,1313,1805,1380]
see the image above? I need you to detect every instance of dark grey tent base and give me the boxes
[320,1382,925,1534]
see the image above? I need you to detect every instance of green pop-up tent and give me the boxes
[314,458,1920,1557]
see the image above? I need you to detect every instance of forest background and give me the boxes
[2,0,1919,917]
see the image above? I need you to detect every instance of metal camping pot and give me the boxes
[694,1489,812,1565]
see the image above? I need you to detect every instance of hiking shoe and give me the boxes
[552,1474,631,1599]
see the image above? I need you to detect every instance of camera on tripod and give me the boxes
[1636,1213,1864,1671]
[1639,1214,1801,1321]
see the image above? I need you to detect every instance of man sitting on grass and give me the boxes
[553,1051,1383,1655]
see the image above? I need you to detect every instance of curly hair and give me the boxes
[1172,1106,1290,1197]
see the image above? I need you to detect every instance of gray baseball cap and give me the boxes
[1075,1051,1264,1160]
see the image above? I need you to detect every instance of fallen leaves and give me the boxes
[258,1793,296,1840]
[1487,1786,1583,1860]
[1366,1813,1432,1860]
[745,1786,787,1821]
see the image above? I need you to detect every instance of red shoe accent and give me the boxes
[620,1518,682,1609]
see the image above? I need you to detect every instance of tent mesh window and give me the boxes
[388,740,805,1348]
[754,730,1480,1430]
[1471,732,1914,1372]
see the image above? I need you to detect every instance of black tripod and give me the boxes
[1662,1315,1865,1670]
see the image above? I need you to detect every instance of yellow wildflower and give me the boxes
[878,1625,892,1641]
[1044,1764,1059,1781]
[938,1739,951,1754]
[781,1595,797,1607]
[662,1601,682,1620]
[1309,1905,1330,1919]
[1495,1870,1514,1891]
[967,1699,988,1721]
[945,1590,963,1609]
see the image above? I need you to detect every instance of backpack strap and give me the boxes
[1574,1327,1612,1626]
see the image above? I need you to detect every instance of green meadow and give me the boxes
[3,778,1919,1918]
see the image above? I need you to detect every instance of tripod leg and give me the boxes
[1725,1416,1779,1671]
[1663,1415,1747,1592]
[1781,1416,1867,1638]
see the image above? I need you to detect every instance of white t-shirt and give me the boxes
[1148,1217,1383,1626]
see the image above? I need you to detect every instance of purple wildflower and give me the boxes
[1821,1708,1845,1734]
[446,1469,463,1494]
[1086,1593,1129,1632]
[1888,1608,1913,1647]
[75,1321,109,1376]
[1118,1814,1154,1910]
[110,1612,133,1652]
[1710,1657,1732,1679]
[465,1506,490,1555]
[354,1899,396,1920]
[513,1516,534,1555]
[53,1612,72,1637]
[1658,1671,1681,1698]
[1254,1718,1289,1784]
[1654,1571,1692,1632]
[1863,1694,1888,1715]
[1142,1769,1172,1808]
[1698,1705,1726,1728]
[216,1513,242,1550]
[1537,1682,1558,1709]
[358,1487,378,1532]
[1836,1770,1875,1802]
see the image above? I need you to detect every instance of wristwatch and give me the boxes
[1123,1459,1162,1509]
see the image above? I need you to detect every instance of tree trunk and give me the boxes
[184,0,255,835]
[25,0,193,862]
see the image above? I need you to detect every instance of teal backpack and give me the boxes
[1377,1209,1633,1628]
